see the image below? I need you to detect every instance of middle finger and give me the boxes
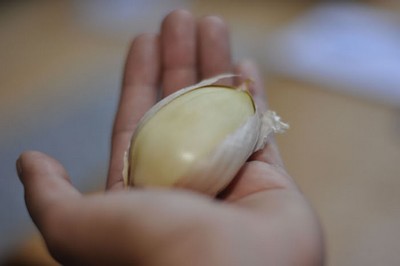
[198,16,233,85]
[161,10,197,96]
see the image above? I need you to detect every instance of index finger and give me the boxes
[107,34,160,190]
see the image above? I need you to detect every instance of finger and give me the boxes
[108,34,160,190]
[235,60,284,167]
[235,60,267,111]
[32,189,216,265]
[16,152,214,265]
[16,151,139,264]
[198,16,233,85]
[16,151,81,233]
[161,9,197,96]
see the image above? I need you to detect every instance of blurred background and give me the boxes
[1,0,400,265]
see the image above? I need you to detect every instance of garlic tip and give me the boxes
[266,110,289,133]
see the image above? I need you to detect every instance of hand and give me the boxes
[17,10,324,265]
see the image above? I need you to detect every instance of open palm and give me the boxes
[18,10,323,265]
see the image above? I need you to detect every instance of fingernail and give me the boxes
[16,157,23,179]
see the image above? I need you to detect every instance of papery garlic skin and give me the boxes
[124,74,288,195]
[175,108,262,195]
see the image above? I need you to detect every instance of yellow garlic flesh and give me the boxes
[124,74,288,195]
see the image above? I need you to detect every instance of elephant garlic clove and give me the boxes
[124,74,288,195]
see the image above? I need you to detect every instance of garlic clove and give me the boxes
[124,74,288,195]
[175,108,261,195]
[129,86,254,187]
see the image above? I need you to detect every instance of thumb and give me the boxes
[16,151,81,231]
